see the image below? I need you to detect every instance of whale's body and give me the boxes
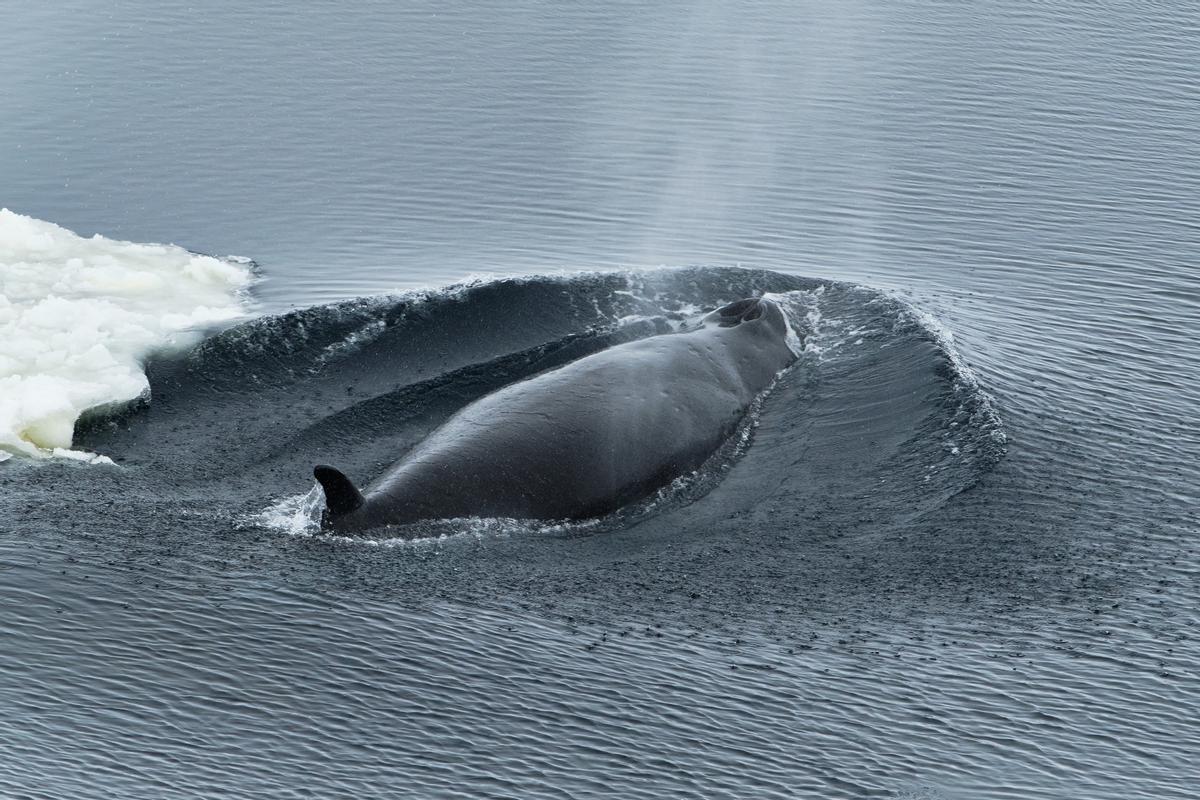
[314,297,797,533]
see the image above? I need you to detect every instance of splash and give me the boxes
[0,210,254,461]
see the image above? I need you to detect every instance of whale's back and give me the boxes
[317,299,795,531]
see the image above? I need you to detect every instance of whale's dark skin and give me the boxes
[313,297,797,533]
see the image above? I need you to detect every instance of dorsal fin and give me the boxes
[313,464,365,517]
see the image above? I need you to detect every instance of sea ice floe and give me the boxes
[0,209,254,461]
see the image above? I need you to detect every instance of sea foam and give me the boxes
[0,210,253,462]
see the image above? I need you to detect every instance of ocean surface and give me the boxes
[2,2,1197,798]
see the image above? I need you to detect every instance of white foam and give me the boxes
[251,485,547,546]
[0,210,254,461]
[256,483,325,534]
[763,286,825,357]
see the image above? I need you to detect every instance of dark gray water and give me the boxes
[2,2,1198,798]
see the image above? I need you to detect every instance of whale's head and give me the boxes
[702,297,789,338]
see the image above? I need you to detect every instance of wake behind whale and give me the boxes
[0,254,1005,549]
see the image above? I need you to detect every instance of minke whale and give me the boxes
[313,296,797,533]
